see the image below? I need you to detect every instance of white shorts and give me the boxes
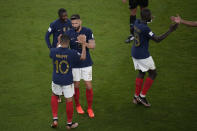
[52,82,74,98]
[72,66,92,81]
[132,56,156,72]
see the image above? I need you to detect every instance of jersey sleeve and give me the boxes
[49,48,56,59]
[86,29,95,41]
[45,23,55,49]
[144,27,155,39]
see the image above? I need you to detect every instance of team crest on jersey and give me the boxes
[63,27,66,32]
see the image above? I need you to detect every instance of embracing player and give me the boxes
[50,34,86,129]
[45,8,72,102]
[131,9,178,107]
[122,0,149,43]
[66,14,96,118]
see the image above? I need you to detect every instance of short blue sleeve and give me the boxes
[144,26,154,39]
[86,29,94,41]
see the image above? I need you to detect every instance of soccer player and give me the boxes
[171,15,197,27]
[45,8,72,103]
[50,34,86,129]
[131,9,178,107]
[122,0,149,43]
[45,8,72,49]
[65,14,96,118]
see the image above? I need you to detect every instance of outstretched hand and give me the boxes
[122,0,127,3]
[77,35,86,45]
[171,14,181,24]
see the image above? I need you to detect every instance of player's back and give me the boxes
[131,19,151,59]
[50,47,79,85]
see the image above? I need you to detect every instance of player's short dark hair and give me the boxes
[141,8,151,21]
[58,8,67,17]
[70,14,80,20]
[60,34,70,44]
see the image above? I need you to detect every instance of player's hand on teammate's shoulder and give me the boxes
[169,23,179,32]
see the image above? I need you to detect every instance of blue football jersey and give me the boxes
[50,47,80,85]
[131,19,155,59]
[45,19,72,48]
[65,27,94,68]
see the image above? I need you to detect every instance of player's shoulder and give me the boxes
[50,19,59,27]
[82,27,93,33]
[67,19,71,23]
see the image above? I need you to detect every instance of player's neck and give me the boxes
[76,26,82,33]
[61,44,69,48]
[59,18,67,22]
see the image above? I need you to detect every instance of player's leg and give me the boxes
[51,82,62,128]
[125,0,138,43]
[82,66,94,118]
[85,81,94,118]
[139,69,157,107]
[72,68,84,114]
[133,70,145,104]
[58,95,62,103]
[51,93,59,128]
[63,84,78,129]
[139,0,149,11]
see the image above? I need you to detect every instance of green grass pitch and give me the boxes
[0,0,197,130]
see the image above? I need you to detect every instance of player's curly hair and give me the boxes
[58,8,67,17]
[141,8,151,22]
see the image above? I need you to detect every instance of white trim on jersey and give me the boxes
[48,27,52,32]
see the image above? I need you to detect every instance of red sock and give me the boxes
[51,95,58,118]
[74,88,80,107]
[86,88,93,109]
[135,78,144,96]
[66,101,73,123]
[141,77,154,96]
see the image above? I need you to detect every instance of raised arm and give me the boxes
[171,15,197,27]
[181,20,197,27]
[151,24,178,43]
[77,33,96,49]
[80,44,86,60]
[85,39,96,49]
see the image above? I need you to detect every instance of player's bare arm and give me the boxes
[80,43,86,60]
[171,15,197,27]
[181,20,197,27]
[151,24,178,43]
[78,34,96,49]
[56,34,62,47]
